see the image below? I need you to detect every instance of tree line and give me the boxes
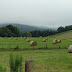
[57,25,72,33]
[23,25,72,37]
[0,25,21,37]
[0,24,72,37]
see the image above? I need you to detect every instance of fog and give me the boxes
[0,0,72,28]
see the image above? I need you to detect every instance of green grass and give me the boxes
[51,30,72,38]
[0,30,72,49]
[0,31,72,72]
[0,49,72,72]
[0,36,71,49]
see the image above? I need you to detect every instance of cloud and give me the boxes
[0,0,72,28]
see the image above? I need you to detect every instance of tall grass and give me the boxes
[9,54,23,72]
[0,65,6,72]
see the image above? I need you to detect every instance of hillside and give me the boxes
[0,24,55,33]
[52,30,72,38]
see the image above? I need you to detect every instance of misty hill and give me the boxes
[0,24,56,33]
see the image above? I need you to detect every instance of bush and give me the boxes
[14,46,19,50]
[9,54,23,72]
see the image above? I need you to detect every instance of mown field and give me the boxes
[0,36,72,49]
[0,49,72,72]
[0,31,72,72]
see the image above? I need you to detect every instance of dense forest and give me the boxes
[0,24,72,37]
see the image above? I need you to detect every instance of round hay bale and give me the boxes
[62,37,66,40]
[68,45,72,53]
[40,36,42,38]
[53,39,57,44]
[27,39,30,42]
[42,39,46,42]
[30,41,37,46]
[10,37,12,40]
[24,37,27,39]
[53,40,57,44]
[57,40,61,43]
[46,38,48,40]
[64,38,66,40]
[15,38,18,40]
[5,37,7,39]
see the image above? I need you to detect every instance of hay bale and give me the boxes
[24,37,27,39]
[10,37,12,40]
[62,38,66,40]
[42,39,46,42]
[5,37,7,39]
[64,38,66,40]
[71,40,72,42]
[40,36,42,38]
[10,38,12,40]
[53,39,57,44]
[46,38,48,40]
[53,40,57,44]
[15,38,18,40]
[68,45,72,53]
[27,39,30,42]
[30,41,37,46]
[57,40,61,43]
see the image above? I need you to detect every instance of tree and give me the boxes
[23,32,32,37]
[57,26,65,33]
[65,25,72,31]
[6,25,21,37]
[1,27,12,37]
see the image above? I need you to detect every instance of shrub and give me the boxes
[14,46,19,50]
[9,54,23,72]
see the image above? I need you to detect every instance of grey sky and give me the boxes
[0,0,72,28]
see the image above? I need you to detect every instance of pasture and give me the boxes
[0,49,72,72]
[0,36,71,49]
[0,31,72,72]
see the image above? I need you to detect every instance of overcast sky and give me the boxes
[0,0,72,28]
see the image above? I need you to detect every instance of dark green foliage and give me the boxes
[65,25,72,31]
[0,25,21,37]
[22,32,32,37]
[0,27,12,37]
[14,46,19,50]
[57,25,72,33]
[25,30,57,37]
[6,25,21,37]
[57,26,65,33]
[0,24,72,37]
[9,54,23,72]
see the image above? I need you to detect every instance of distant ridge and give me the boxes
[0,24,56,32]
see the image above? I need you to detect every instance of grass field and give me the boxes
[51,30,72,38]
[0,49,72,72]
[0,36,72,49]
[0,31,72,72]
[0,31,72,49]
